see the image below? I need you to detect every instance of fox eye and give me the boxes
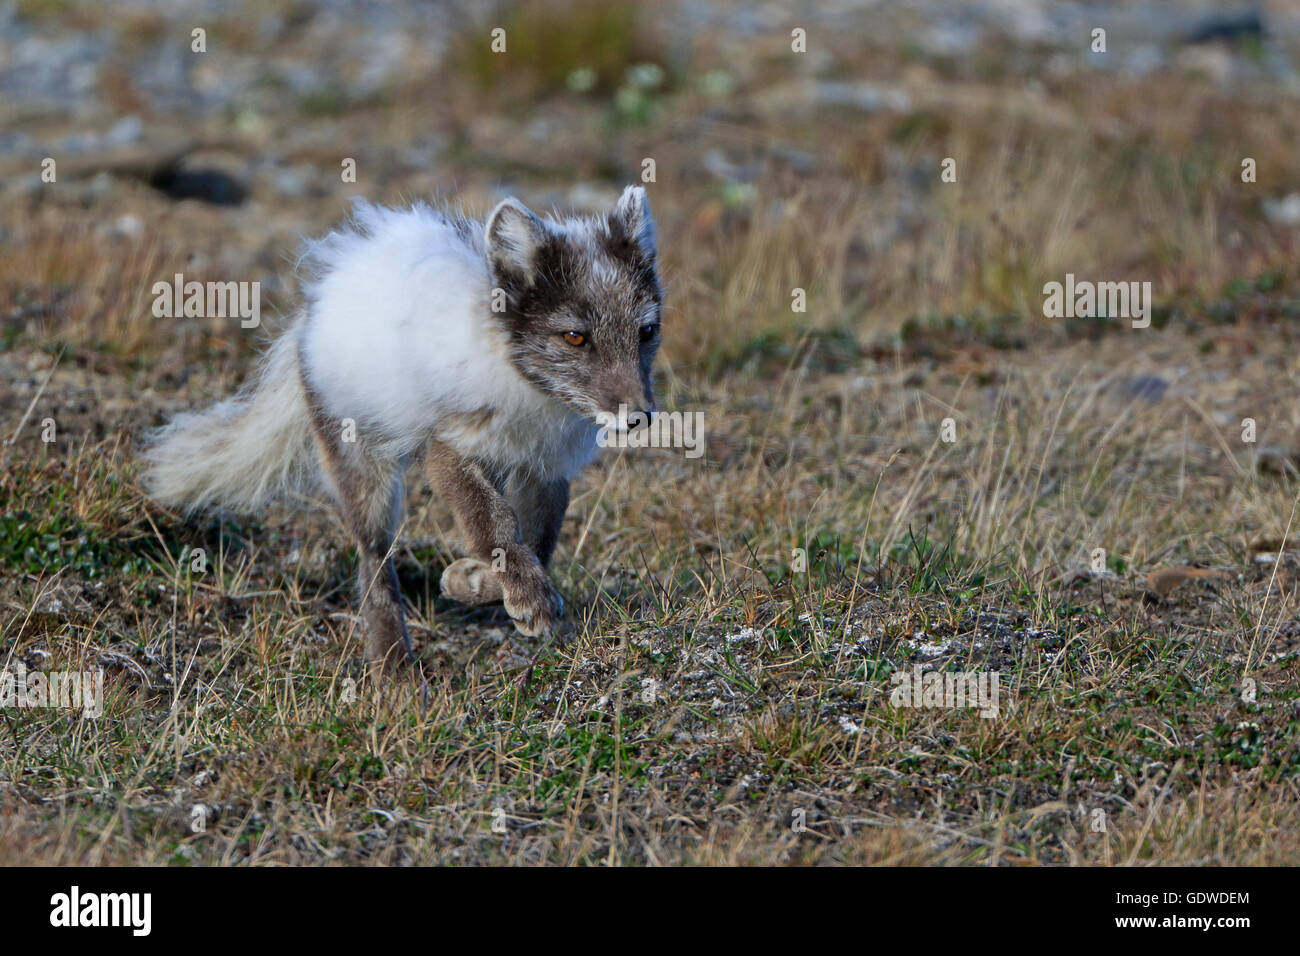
[562,331,587,347]
[639,323,659,343]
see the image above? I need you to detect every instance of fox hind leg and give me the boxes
[307,407,414,674]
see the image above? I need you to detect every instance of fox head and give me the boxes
[485,185,662,429]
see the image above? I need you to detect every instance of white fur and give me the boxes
[299,200,596,477]
[142,329,315,512]
[144,199,598,514]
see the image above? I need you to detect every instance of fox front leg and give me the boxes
[441,470,570,606]
[427,442,563,638]
[507,470,570,568]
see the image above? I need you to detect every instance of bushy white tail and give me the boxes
[143,325,316,514]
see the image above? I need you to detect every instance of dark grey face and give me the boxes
[485,187,662,427]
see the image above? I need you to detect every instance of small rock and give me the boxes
[1264,193,1300,227]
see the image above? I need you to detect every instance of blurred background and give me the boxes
[2,0,1297,383]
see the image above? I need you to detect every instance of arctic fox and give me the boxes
[144,186,663,673]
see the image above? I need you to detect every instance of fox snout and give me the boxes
[620,402,656,431]
[594,376,656,431]
[600,397,656,432]
[602,374,655,429]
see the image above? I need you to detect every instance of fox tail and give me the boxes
[142,324,316,513]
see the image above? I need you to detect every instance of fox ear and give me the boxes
[611,185,656,260]
[486,197,548,287]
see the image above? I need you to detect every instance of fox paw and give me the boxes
[439,558,505,606]
[502,576,564,639]
[363,606,415,675]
